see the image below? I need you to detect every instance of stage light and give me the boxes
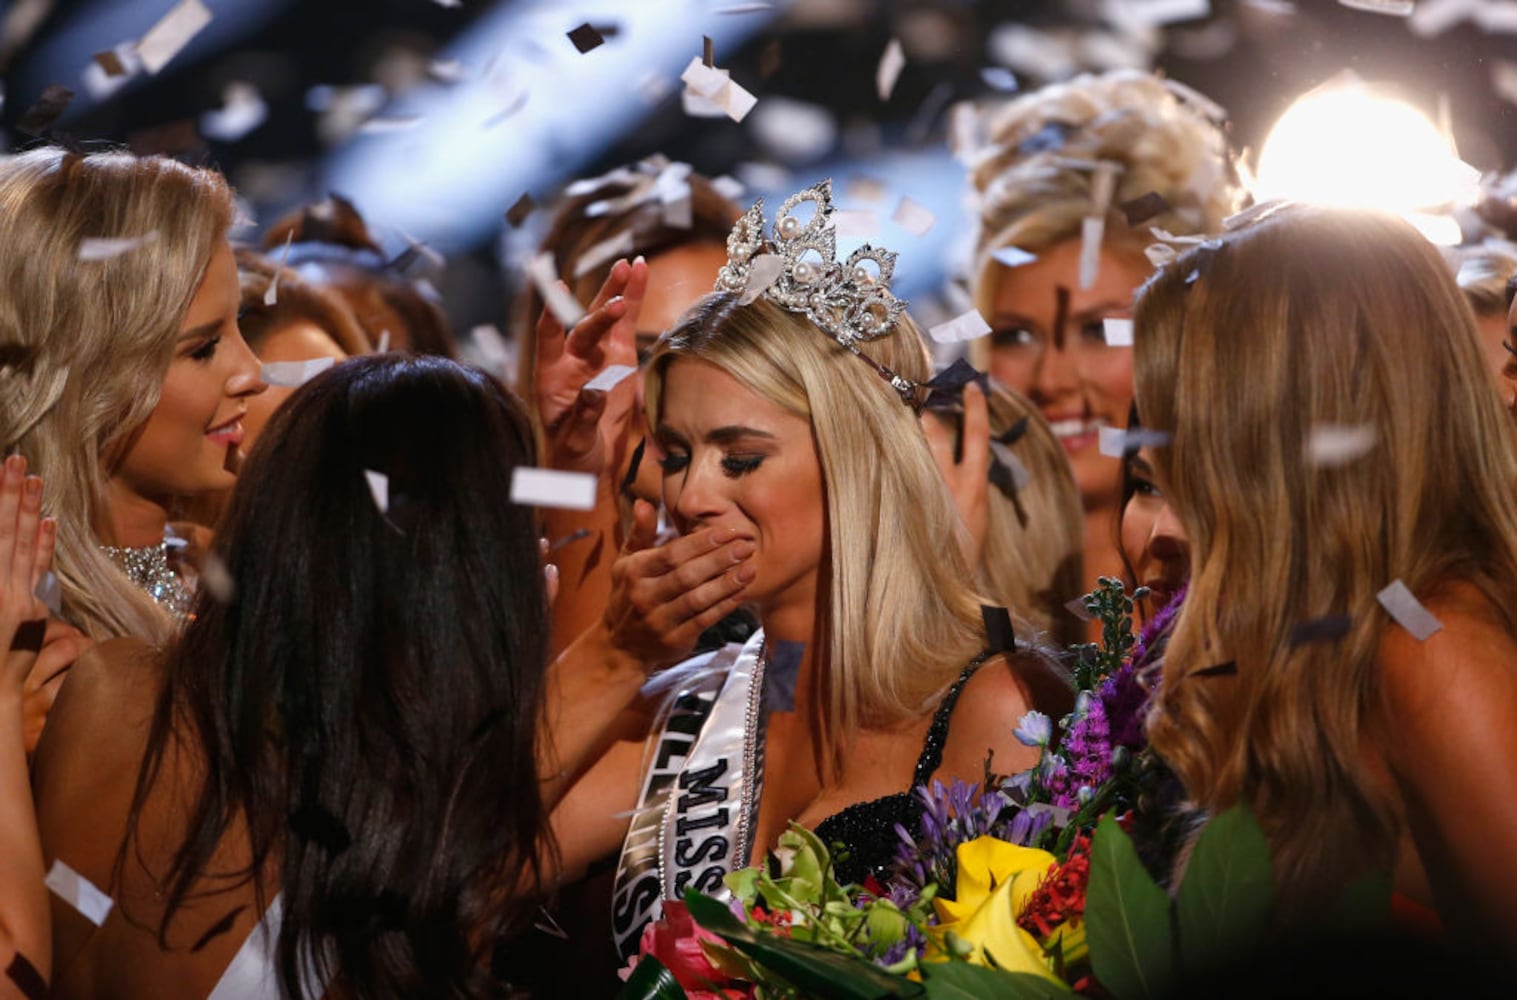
[1255,77,1477,244]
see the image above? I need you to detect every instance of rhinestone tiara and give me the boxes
[715,179,922,407]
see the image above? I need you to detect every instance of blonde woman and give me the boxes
[0,148,264,644]
[547,181,1072,968]
[965,70,1244,603]
[925,383,1085,647]
[1135,206,1517,946]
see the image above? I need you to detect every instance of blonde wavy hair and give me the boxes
[1134,205,1517,915]
[0,149,234,643]
[965,70,1244,362]
[646,295,1015,780]
[928,385,1085,647]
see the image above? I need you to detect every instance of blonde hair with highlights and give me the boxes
[0,149,234,643]
[966,71,1243,363]
[929,385,1085,647]
[645,295,1000,779]
[1134,206,1517,915]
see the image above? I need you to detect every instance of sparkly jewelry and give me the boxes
[101,540,193,626]
[715,179,923,408]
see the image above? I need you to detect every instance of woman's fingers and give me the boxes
[562,296,628,364]
[11,475,42,596]
[921,409,955,480]
[547,388,608,471]
[585,258,632,314]
[0,455,24,584]
[960,381,991,480]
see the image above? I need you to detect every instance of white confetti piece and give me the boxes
[428,58,470,84]
[833,209,879,239]
[748,98,836,164]
[200,82,267,143]
[991,245,1037,268]
[364,470,389,513]
[717,2,774,12]
[528,252,585,328]
[511,467,597,512]
[711,175,745,202]
[891,196,935,237]
[846,175,888,204]
[928,309,992,344]
[573,230,636,280]
[46,860,114,926]
[265,232,293,306]
[375,329,391,353]
[260,357,335,388]
[1120,0,1212,26]
[78,232,160,261]
[34,570,61,615]
[1479,1,1517,33]
[1338,0,1414,14]
[876,38,906,102]
[1098,426,1172,458]
[1305,423,1378,468]
[135,0,212,75]
[585,364,636,392]
[357,115,424,135]
[1102,318,1134,347]
[1408,0,1480,37]
[199,552,234,604]
[679,56,756,123]
[739,253,786,305]
[1079,216,1105,291]
[82,42,142,101]
[1377,580,1444,641]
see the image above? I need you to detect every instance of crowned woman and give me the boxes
[546,180,1074,962]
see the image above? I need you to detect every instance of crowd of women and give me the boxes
[1,66,1516,998]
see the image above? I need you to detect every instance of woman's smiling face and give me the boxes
[654,358,825,617]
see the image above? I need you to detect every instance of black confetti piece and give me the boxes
[764,641,805,713]
[703,35,715,67]
[995,416,1030,448]
[191,904,246,952]
[981,605,1016,654]
[10,619,46,654]
[1119,192,1171,227]
[567,23,605,54]
[289,800,352,855]
[18,84,75,135]
[988,457,1018,499]
[128,119,202,157]
[5,952,47,1000]
[1289,615,1352,648]
[922,358,989,411]
[621,436,647,496]
[1192,660,1237,678]
[1016,119,1078,156]
[505,192,537,228]
[93,50,129,78]
[548,527,592,553]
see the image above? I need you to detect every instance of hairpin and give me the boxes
[715,179,923,408]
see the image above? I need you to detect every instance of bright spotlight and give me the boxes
[1255,77,1478,244]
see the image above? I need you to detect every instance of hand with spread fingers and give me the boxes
[923,380,992,566]
[601,499,755,670]
[534,257,649,475]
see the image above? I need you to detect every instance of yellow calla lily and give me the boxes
[926,836,1062,983]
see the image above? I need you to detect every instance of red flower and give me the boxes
[618,900,750,999]
[1017,834,1093,940]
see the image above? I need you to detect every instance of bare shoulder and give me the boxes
[938,651,1059,780]
[33,638,162,784]
[1378,581,1517,723]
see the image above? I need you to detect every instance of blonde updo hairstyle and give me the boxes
[0,148,234,643]
[1134,205,1517,918]
[646,294,1009,779]
[967,70,1243,364]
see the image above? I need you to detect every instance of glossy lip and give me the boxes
[205,413,245,447]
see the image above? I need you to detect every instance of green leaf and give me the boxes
[920,963,1073,999]
[684,889,921,999]
[1175,804,1273,974]
[617,956,689,1000]
[1085,814,1175,1000]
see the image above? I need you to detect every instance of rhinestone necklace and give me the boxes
[101,539,193,625]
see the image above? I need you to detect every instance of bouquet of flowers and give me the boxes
[619,580,1389,999]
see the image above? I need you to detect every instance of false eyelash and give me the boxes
[1504,340,1517,358]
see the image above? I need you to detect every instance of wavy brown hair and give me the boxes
[1134,205,1517,916]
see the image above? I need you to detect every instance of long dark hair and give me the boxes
[123,354,550,997]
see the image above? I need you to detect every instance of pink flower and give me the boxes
[618,900,750,999]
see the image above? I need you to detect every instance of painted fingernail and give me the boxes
[633,254,646,267]
[24,476,42,498]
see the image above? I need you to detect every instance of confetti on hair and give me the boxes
[981,605,1017,653]
[363,470,389,513]
[876,38,906,102]
[680,56,757,122]
[511,468,597,511]
[136,0,213,75]
[991,245,1038,268]
[78,232,161,261]
[18,84,75,135]
[1098,427,1172,459]
[201,82,267,142]
[1377,580,1444,641]
[1305,423,1378,468]
[1120,191,1172,227]
[1289,614,1353,647]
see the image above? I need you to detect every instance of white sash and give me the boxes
[610,631,766,960]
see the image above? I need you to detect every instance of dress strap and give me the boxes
[911,651,991,787]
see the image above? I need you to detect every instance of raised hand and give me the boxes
[923,381,991,565]
[534,257,649,474]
